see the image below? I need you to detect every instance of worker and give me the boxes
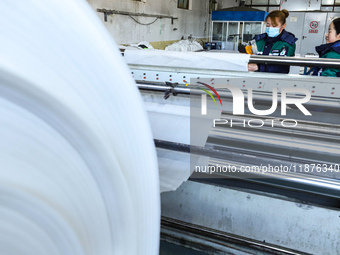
[248,9,298,73]
[312,17,340,77]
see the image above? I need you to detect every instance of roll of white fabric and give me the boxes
[0,1,160,255]
[124,49,250,71]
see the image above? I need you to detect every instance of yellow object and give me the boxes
[245,45,253,55]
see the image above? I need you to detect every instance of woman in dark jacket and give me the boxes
[248,9,298,74]
[313,17,340,77]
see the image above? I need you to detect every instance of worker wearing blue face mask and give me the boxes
[248,9,298,73]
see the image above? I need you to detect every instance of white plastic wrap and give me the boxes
[125,49,250,71]
[165,40,203,52]
[141,93,219,192]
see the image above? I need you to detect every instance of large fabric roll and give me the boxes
[0,1,160,254]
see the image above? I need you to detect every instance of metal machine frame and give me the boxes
[130,56,340,254]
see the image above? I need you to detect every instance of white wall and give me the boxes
[87,0,211,45]
[219,0,242,9]
[219,0,323,11]
[87,0,332,46]
[281,0,321,11]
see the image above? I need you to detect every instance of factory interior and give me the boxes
[1,0,340,255]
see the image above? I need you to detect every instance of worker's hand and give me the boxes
[248,63,258,72]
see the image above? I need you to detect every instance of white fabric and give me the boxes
[125,49,250,71]
[141,93,219,192]
[157,148,209,193]
[0,1,160,255]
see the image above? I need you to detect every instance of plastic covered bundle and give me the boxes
[119,41,155,51]
[165,39,203,52]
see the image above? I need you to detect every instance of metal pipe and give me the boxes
[217,113,340,136]
[130,55,340,69]
[208,127,340,164]
[161,217,305,255]
[97,8,177,21]
[208,159,340,199]
[137,82,340,110]
[249,55,340,67]
[154,139,340,199]
[138,83,190,94]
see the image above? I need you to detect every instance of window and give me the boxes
[212,22,224,41]
[321,0,340,11]
[252,0,269,5]
[245,0,280,12]
[243,22,262,42]
[178,0,189,9]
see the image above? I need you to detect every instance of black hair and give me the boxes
[332,17,340,35]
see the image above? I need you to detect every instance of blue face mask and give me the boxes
[265,27,281,37]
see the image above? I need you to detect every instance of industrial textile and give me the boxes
[0,0,160,255]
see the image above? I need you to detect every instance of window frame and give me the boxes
[245,0,280,12]
[177,0,189,10]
